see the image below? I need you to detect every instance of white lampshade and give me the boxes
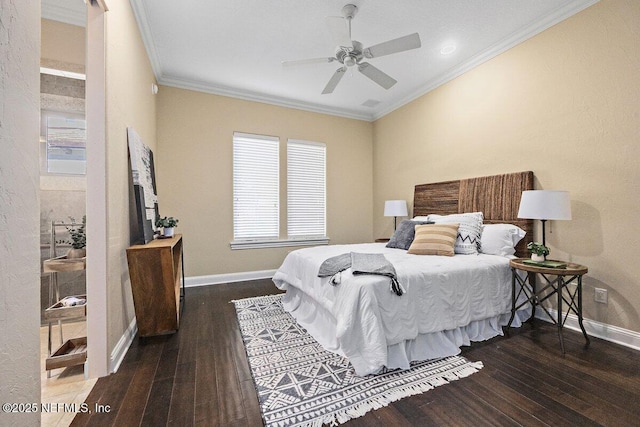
[518,190,572,220]
[384,200,408,217]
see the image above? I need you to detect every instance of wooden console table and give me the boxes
[127,234,185,337]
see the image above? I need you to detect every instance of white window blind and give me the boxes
[287,139,326,238]
[233,132,279,241]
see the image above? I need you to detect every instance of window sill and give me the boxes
[230,237,330,250]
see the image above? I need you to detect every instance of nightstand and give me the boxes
[506,258,589,353]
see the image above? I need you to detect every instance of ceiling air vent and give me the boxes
[362,99,380,108]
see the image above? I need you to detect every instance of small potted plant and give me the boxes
[156,216,179,237]
[527,241,549,262]
[65,215,86,258]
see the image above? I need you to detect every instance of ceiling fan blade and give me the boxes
[364,33,421,59]
[322,67,347,94]
[357,62,397,89]
[325,16,352,48]
[282,57,336,67]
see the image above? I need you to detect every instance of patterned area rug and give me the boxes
[233,294,483,427]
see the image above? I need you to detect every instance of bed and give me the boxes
[273,171,535,376]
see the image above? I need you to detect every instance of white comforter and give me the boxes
[273,243,526,375]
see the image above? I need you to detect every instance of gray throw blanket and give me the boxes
[318,252,405,296]
[317,253,351,284]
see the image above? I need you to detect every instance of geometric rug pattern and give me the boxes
[233,294,483,427]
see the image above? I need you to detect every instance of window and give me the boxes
[231,133,329,250]
[232,132,279,241]
[41,111,87,175]
[287,140,326,238]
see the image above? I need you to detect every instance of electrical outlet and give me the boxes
[595,288,608,304]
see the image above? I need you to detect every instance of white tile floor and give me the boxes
[40,321,96,427]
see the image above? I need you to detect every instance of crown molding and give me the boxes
[130,0,162,83]
[157,75,373,122]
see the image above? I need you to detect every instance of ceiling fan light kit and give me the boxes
[284,3,422,95]
[342,4,358,19]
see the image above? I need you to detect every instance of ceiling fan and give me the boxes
[283,4,422,94]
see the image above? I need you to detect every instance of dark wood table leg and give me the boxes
[577,276,590,347]
[527,272,536,323]
[557,276,565,354]
[506,267,517,334]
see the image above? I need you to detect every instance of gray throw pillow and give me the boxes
[386,219,434,250]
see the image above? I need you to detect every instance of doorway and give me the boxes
[39,2,109,425]
[39,6,94,426]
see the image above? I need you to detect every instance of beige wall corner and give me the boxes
[155,87,373,277]
[0,1,42,425]
[372,0,640,333]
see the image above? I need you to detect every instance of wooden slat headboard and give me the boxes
[413,171,534,257]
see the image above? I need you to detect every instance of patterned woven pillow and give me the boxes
[407,223,459,256]
[427,212,484,254]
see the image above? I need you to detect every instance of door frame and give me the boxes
[85,0,109,378]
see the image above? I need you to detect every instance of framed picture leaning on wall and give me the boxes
[127,127,159,244]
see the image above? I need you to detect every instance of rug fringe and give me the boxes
[285,360,484,427]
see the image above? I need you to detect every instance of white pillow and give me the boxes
[412,216,430,221]
[427,212,483,254]
[480,223,526,257]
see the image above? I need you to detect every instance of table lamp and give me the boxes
[517,190,571,246]
[384,200,408,231]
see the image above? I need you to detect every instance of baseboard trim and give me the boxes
[107,270,276,373]
[535,307,640,351]
[110,317,137,374]
[185,269,277,287]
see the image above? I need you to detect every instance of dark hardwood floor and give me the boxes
[72,279,640,427]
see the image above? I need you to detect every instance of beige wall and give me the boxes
[41,18,85,72]
[0,1,42,425]
[104,1,157,352]
[156,87,373,277]
[373,0,640,333]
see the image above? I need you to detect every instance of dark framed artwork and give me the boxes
[127,127,159,245]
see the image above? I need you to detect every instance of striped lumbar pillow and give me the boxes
[407,223,460,256]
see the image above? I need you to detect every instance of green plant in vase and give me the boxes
[155,216,179,237]
[527,241,549,261]
[65,215,86,258]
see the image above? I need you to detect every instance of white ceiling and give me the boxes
[42,0,598,121]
